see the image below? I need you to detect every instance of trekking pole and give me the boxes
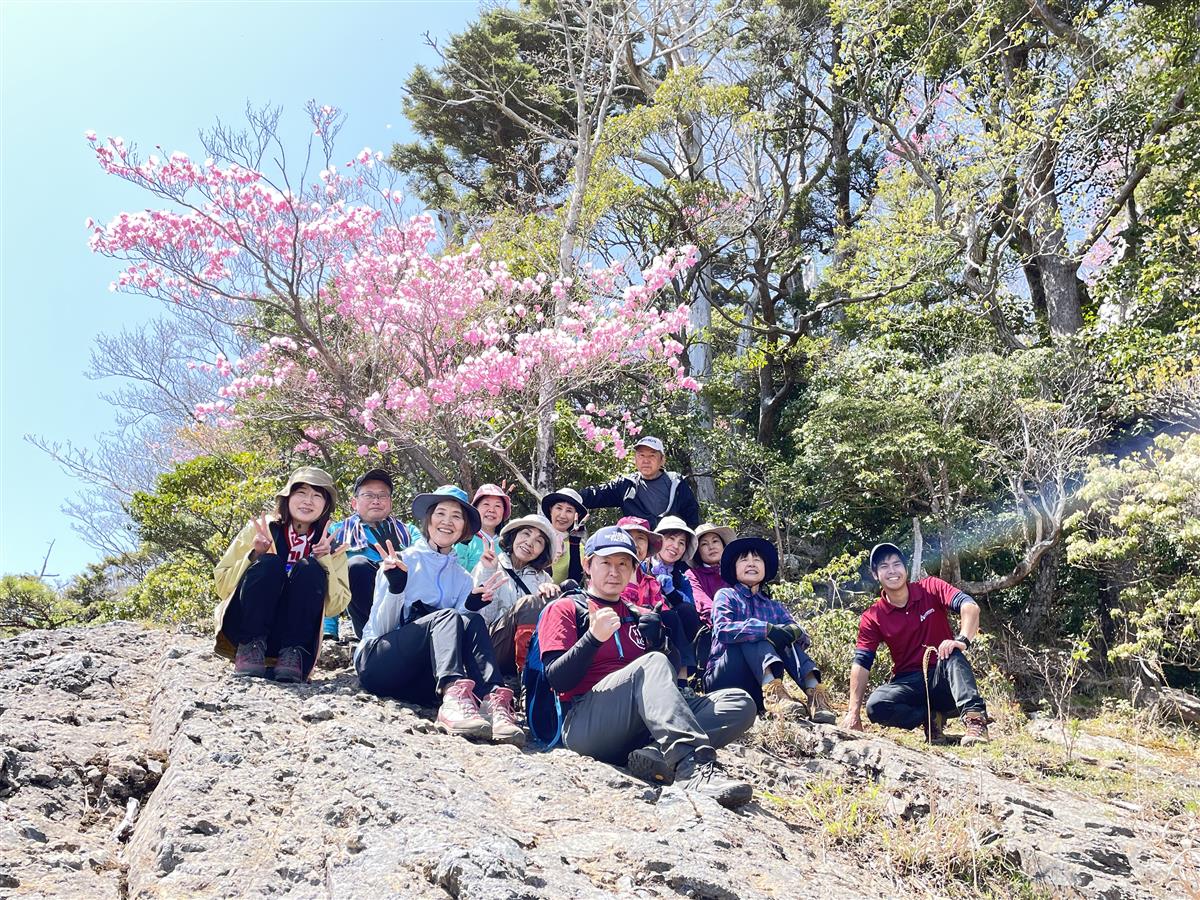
[921,645,938,746]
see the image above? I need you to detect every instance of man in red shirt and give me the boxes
[538,526,757,808]
[842,543,990,744]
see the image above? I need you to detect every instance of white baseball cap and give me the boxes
[633,436,665,454]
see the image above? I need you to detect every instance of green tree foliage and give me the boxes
[128,452,283,565]
[0,575,82,634]
[1068,433,1200,673]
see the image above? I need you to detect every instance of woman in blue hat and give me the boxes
[354,485,524,745]
[704,536,836,723]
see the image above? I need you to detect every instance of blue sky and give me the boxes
[0,0,478,580]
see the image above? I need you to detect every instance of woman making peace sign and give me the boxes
[354,486,520,745]
[214,467,350,682]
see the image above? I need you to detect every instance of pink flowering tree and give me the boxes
[86,103,699,495]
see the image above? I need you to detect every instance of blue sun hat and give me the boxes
[412,485,481,544]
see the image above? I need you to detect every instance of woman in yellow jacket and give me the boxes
[214,467,350,682]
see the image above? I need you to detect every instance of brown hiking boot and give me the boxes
[763,678,807,720]
[925,711,947,744]
[806,684,837,724]
[960,711,990,746]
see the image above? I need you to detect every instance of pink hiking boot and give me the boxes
[436,679,492,740]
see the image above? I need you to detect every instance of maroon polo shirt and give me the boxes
[855,576,969,677]
[539,595,649,702]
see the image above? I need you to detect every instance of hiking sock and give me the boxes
[802,674,819,690]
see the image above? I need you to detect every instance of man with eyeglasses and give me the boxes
[322,469,413,641]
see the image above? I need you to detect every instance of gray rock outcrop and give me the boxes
[0,623,1195,898]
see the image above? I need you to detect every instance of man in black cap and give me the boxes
[578,436,700,528]
[843,542,990,744]
[324,469,414,640]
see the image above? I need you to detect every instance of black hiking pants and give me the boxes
[865,650,986,729]
[355,608,501,707]
[705,639,819,713]
[223,554,326,675]
[346,554,380,639]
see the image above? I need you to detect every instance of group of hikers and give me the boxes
[213,435,992,808]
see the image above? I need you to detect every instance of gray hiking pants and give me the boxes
[561,652,757,767]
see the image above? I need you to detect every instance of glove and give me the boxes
[786,623,811,652]
[767,625,795,653]
[636,612,666,652]
[384,566,408,594]
[655,572,675,597]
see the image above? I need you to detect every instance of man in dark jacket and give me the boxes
[579,436,700,528]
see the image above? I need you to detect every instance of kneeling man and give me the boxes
[843,543,990,744]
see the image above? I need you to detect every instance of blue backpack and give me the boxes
[523,592,589,749]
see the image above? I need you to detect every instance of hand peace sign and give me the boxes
[372,539,408,573]
[498,478,516,496]
[479,570,507,603]
[312,525,346,558]
[480,533,498,569]
[250,515,275,556]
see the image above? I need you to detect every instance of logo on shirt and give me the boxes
[919,608,935,623]
[627,622,646,650]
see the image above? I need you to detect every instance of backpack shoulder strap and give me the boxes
[663,472,681,516]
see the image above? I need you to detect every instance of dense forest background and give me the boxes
[5,0,1198,709]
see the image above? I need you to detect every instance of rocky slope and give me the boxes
[0,623,1195,898]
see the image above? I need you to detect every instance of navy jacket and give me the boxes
[579,471,700,528]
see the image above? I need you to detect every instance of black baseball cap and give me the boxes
[353,469,394,493]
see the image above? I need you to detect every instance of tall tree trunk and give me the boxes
[1019,537,1063,637]
[1027,142,1085,340]
[534,114,594,493]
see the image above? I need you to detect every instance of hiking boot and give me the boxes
[806,683,837,724]
[233,639,267,678]
[960,711,991,746]
[627,746,675,786]
[322,616,341,641]
[925,711,947,744]
[436,679,492,740]
[763,678,806,720]
[479,687,525,747]
[671,748,752,809]
[274,646,306,683]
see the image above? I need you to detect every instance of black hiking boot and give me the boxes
[627,746,676,786]
[670,748,752,809]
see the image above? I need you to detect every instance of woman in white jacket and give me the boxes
[354,486,521,745]
[472,513,561,679]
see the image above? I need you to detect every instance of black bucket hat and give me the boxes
[720,537,779,587]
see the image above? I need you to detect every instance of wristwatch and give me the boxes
[955,633,972,650]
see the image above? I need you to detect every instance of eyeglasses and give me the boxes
[357,491,392,501]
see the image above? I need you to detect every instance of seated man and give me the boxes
[325,469,413,640]
[843,543,990,745]
[579,436,699,528]
[538,525,757,808]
